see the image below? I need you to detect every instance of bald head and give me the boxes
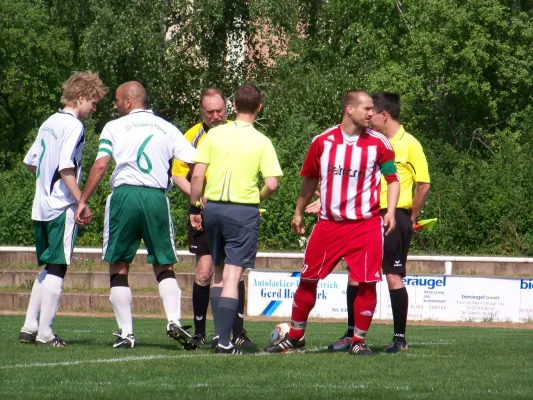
[114,81,148,116]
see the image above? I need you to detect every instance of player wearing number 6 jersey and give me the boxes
[75,81,196,349]
[19,71,108,347]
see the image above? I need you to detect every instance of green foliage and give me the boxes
[2,0,533,255]
[0,0,73,169]
[0,161,36,245]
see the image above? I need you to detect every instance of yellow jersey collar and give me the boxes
[234,119,252,128]
[389,125,406,143]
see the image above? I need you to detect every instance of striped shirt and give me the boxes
[300,125,398,221]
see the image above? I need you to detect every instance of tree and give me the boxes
[0,0,73,169]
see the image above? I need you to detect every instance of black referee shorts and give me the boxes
[380,208,414,277]
[187,220,210,256]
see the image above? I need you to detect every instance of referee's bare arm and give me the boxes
[190,162,207,206]
[172,162,195,197]
[259,176,278,202]
[410,182,430,223]
[173,176,191,196]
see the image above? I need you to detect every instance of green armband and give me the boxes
[380,160,397,176]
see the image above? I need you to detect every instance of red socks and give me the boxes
[352,282,377,342]
[288,280,317,340]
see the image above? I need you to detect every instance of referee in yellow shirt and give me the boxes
[328,92,430,353]
[189,84,283,354]
[172,88,254,349]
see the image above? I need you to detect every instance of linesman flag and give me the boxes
[414,218,437,232]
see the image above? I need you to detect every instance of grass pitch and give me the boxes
[1,315,532,399]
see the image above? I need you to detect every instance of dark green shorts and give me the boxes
[33,206,77,266]
[103,185,178,265]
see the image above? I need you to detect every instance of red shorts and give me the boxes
[301,216,383,283]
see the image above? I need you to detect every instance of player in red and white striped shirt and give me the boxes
[265,91,400,356]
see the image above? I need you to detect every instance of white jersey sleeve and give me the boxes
[96,124,113,160]
[171,127,196,164]
[24,138,40,167]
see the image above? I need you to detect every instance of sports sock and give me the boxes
[352,282,377,342]
[110,286,133,336]
[158,277,181,323]
[232,280,246,337]
[217,297,239,347]
[389,287,408,338]
[288,280,317,340]
[22,269,47,333]
[37,274,63,341]
[210,286,223,338]
[193,282,210,335]
[346,284,359,336]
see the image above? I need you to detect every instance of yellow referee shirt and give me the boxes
[380,126,430,209]
[171,120,234,179]
[172,122,206,178]
[194,120,283,204]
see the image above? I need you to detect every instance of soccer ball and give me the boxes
[269,322,291,344]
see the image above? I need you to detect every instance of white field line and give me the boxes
[0,349,455,371]
[1,351,318,370]
[0,353,214,370]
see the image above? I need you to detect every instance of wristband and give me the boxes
[189,203,202,215]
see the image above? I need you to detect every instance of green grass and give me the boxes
[1,315,533,399]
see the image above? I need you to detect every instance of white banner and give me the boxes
[247,271,533,323]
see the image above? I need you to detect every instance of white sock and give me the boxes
[37,274,63,341]
[110,286,133,336]
[159,278,181,323]
[22,269,47,333]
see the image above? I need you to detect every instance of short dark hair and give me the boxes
[199,88,226,109]
[341,90,368,114]
[372,92,400,121]
[234,83,262,114]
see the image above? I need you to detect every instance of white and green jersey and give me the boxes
[96,109,195,190]
[24,110,84,221]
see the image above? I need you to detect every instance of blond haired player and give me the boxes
[19,71,108,347]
